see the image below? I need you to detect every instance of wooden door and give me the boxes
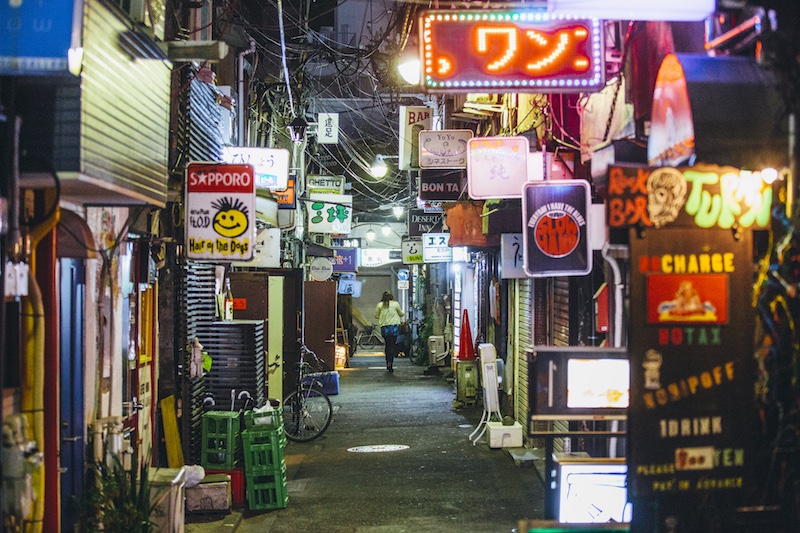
[304,281,337,371]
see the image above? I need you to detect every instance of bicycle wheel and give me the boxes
[283,386,333,442]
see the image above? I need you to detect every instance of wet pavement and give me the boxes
[185,352,546,532]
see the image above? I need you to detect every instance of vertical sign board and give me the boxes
[500,234,526,279]
[467,136,531,199]
[629,228,758,503]
[521,180,591,277]
[317,113,339,144]
[185,163,255,261]
[399,105,433,170]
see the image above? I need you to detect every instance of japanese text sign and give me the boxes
[467,136,530,199]
[222,146,290,191]
[422,233,452,263]
[522,180,591,276]
[185,162,255,261]
[420,10,604,93]
[332,248,358,272]
[317,113,339,144]
[306,193,352,234]
[419,129,473,168]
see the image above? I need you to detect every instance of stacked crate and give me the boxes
[241,409,288,510]
[200,411,241,470]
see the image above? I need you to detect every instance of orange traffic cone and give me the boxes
[458,308,475,360]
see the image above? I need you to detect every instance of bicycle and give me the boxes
[282,345,333,442]
[354,324,384,350]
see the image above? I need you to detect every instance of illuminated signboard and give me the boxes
[420,10,603,93]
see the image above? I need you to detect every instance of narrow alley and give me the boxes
[187,353,545,533]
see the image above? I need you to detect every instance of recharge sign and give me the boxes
[186,162,256,261]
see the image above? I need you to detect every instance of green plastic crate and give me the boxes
[242,428,286,471]
[243,409,283,430]
[246,466,288,511]
[201,411,241,469]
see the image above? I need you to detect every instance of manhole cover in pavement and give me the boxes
[347,445,410,453]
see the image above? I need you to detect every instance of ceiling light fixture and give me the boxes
[393,206,405,219]
[366,228,376,241]
[369,154,399,178]
[381,223,392,236]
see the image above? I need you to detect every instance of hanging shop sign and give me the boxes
[500,234,526,279]
[185,162,256,261]
[420,10,604,94]
[332,248,358,273]
[222,146,290,191]
[0,0,81,75]
[306,193,353,234]
[445,201,495,247]
[402,237,424,264]
[317,113,339,144]
[606,164,772,230]
[422,233,452,263]
[418,169,467,201]
[467,136,530,199]
[273,176,296,210]
[309,257,334,281]
[399,105,433,170]
[628,228,758,499]
[522,180,591,276]
[331,237,361,248]
[419,129,473,168]
[307,175,345,195]
[408,209,446,237]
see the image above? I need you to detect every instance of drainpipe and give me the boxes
[237,38,256,146]
[601,241,625,459]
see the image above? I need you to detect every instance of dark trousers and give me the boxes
[382,328,398,366]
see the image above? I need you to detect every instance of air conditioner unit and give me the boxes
[428,336,447,366]
[312,233,332,247]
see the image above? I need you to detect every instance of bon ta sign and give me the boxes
[185,163,256,261]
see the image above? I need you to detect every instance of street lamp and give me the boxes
[366,228,376,241]
[369,154,399,178]
[287,116,308,143]
[381,223,392,236]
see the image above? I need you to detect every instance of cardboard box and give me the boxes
[186,474,231,513]
[487,421,523,448]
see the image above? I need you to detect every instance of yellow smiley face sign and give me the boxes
[211,197,249,238]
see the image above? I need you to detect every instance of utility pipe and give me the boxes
[601,241,625,458]
[237,38,256,146]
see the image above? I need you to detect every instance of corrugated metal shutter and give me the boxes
[552,277,570,346]
[81,0,171,206]
[515,278,533,436]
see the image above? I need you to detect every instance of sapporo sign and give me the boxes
[629,227,759,498]
[185,163,256,261]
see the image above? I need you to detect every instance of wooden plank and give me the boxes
[160,395,184,467]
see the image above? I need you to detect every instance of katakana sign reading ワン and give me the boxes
[185,162,256,261]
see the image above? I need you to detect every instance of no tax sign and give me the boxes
[185,162,256,261]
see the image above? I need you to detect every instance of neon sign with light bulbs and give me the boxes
[420,10,603,93]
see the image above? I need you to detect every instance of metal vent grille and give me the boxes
[187,77,224,163]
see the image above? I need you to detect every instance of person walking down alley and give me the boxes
[375,291,404,372]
